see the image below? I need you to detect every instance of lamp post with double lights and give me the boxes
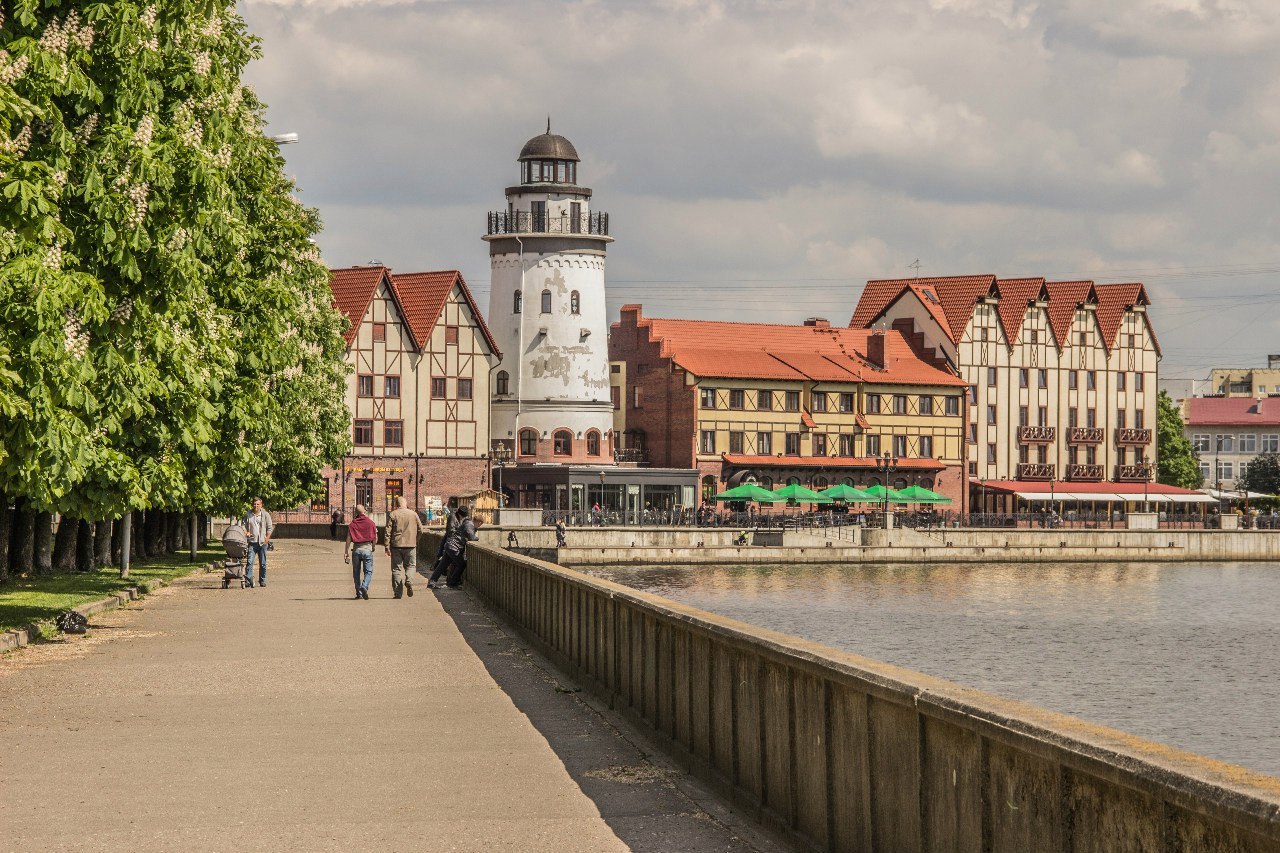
[491,445,513,511]
[876,451,899,534]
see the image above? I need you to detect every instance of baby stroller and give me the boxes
[221,522,250,589]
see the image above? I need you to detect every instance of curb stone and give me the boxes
[0,561,216,653]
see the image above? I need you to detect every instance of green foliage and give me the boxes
[1155,390,1203,490]
[1239,453,1280,495]
[0,0,349,519]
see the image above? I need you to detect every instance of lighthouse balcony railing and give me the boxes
[486,211,609,237]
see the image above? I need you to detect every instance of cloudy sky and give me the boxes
[241,0,1280,380]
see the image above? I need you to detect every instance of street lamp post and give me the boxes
[876,451,899,534]
[1049,472,1056,528]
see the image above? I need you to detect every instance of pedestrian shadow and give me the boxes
[433,590,785,853]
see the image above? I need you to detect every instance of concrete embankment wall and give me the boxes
[422,531,1280,853]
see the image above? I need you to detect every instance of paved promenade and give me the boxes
[0,539,781,852]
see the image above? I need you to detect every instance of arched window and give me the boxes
[495,370,509,395]
[541,289,552,314]
[513,290,522,314]
[701,475,716,503]
[586,430,600,456]
[553,429,573,456]
[893,478,907,490]
[518,428,537,456]
[760,476,774,489]
[570,290,580,315]
[814,476,829,489]
[786,476,800,486]
[842,477,854,487]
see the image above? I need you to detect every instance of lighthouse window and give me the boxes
[513,290,522,313]
[529,161,542,182]
[496,371,510,395]
[541,289,552,314]
[570,291,580,315]
[556,161,567,182]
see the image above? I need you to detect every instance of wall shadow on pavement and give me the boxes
[431,587,789,853]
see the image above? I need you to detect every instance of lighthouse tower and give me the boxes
[485,125,615,463]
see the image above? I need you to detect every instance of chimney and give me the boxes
[804,317,831,329]
[1269,354,1280,369]
[867,330,886,368]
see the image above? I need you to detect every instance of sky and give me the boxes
[239,0,1280,380]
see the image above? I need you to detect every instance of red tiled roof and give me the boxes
[849,275,996,345]
[977,480,1202,496]
[624,310,965,387]
[1185,396,1280,426]
[993,277,1044,347]
[329,265,390,346]
[722,454,945,470]
[390,271,501,358]
[1042,281,1094,348]
[1093,283,1150,353]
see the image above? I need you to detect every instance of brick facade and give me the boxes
[317,454,488,521]
[607,310,697,468]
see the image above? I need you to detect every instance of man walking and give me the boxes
[428,506,478,589]
[386,496,421,599]
[345,504,378,600]
[243,498,273,588]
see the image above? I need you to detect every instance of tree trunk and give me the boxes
[197,514,208,548]
[145,510,165,556]
[96,520,114,567]
[119,513,132,579]
[134,510,149,559]
[52,516,79,572]
[76,519,95,573]
[0,493,11,583]
[167,511,181,553]
[33,511,53,575]
[188,513,198,562]
[10,502,34,576]
[111,517,123,566]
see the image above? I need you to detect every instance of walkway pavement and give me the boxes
[0,539,785,852]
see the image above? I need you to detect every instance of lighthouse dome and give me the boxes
[518,132,579,162]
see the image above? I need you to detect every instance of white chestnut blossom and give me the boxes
[63,312,90,359]
[0,50,30,85]
[132,115,154,147]
[193,52,211,76]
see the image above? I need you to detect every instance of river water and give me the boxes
[585,561,1280,778]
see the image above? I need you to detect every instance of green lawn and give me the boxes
[0,548,221,634]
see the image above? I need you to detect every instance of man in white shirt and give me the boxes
[243,498,274,588]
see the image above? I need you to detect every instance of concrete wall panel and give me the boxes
[987,739,1065,853]
[792,672,829,847]
[869,697,923,853]
[762,661,794,822]
[828,684,872,853]
[1069,771,1164,853]
[922,716,984,853]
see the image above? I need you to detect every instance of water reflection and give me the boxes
[586,561,1280,778]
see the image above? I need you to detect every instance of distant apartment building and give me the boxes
[325,264,501,518]
[849,275,1160,507]
[609,307,970,510]
[1183,396,1280,490]
[1208,356,1280,397]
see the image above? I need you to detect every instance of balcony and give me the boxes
[1016,463,1056,481]
[1067,427,1104,444]
[1017,425,1056,443]
[1116,463,1154,482]
[614,447,648,464]
[486,211,609,237]
[1065,463,1103,481]
[1116,428,1152,446]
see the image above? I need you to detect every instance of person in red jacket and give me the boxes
[344,505,379,600]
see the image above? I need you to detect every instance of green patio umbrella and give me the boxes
[713,483,782,503]
[771,483,833,504]
[861,484,912,503]
[894,484,953,504]
[819,483,875,503]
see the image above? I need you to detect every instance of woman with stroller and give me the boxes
[344,504,378,600]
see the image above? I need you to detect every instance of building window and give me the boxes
[386,478,403,506]
[839,434,855,456]
[513,290,522,313]
[1134,409,1144,430]
[1068,407,1078,428]
[1086,445,1098,465]
[980,327,989,341]
[372,322,385,342]
[496,370,510,395]
[1019,369,1028,388]
[1020,444,1030,464]
[729,389,745,409]
[1117,372,1126,391]
[892,395,907,414]
[355,478,373,509]
[353,419,374,445]
[785,391,800,412]
[357,374,374,397]
[1087,371,1096,391]
[1240,434,1257,453]
[586,430,601,456]
[700,388,716,408]
[1069,371,1078,390]
[1217,434,1234,452]
[1136,373,1145,392]
[968,423,977,442]
[384,375,400,398]
[757,391,772,411]
[568,291,580,315]
[812,393,827,412]
[866,434,881,456]
[729,431,745,454]
[1038,369,1047,389]
[1019,406,1028,427]
[987,367,997,386]
[839,393,855,412]
[1199,461,1211,480]
[892,435,907,457]
[1192,434,1210,452]
[610,385,620,410]
[1086,408,1096,428]
[633,386,643,408]
[756,432,773,454]
[1078,331,1087,347]
[1263,434,1279,453]
[919,435,933,457]
[867,395,882,414]
[541,289,552,314]
[986,405,996,425]
[700,430,716,454]
[1217,461,1234,480]
[444,326,459,346]
[1037,445,1048,463]
[813,434,828,455]
[1117,409,1126,428]
[458,378,473,400]
[384,420,403,447]
[519,429,537,456]
[968,385,978,404]
[553,430,572,456]
[945,396,960,416]
[919,396,934,415]
[987,443,997,464]
[785,432,801,455]
[431,377,446,398]
[1038,405,1048,427]
[310,484,330,513]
